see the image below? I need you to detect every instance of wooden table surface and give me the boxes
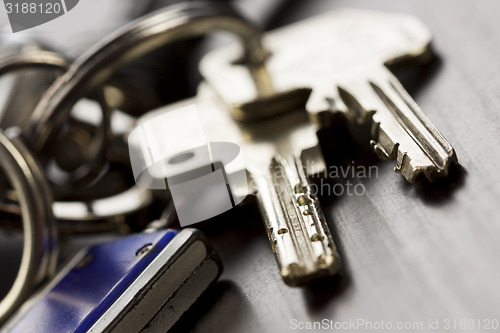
[171,1,500,332]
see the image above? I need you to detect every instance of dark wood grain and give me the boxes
[171,1,500,332]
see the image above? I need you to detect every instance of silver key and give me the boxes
[200,9,458,182]
[134,92,341,286]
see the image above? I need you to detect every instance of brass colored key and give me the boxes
[254,156,340,285]
[200,9,458,182]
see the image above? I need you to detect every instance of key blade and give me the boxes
[336,68,457,182]
[255,156,340,286]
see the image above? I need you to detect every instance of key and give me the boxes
[129,98,341,286]
[253,155,341,286]
[3,228,222,332]
[200,9,458,182]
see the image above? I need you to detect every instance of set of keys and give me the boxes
[132,8,458,286]
[0,2,457,331]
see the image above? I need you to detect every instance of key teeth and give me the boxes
[332,84,458,183]
[371,119,381,139]
[395,151,414,181]
[393,149,433,183]
[371,140,399,160]
[372,127,457,183]
[394,146,458,183]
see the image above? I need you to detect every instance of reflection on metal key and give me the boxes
[201,9,458,182]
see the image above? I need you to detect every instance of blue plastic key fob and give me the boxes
[3,229,222,332]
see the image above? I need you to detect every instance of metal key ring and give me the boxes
[0,50,69,74]
[27,1,268,155]
[0,50,112,190]
[0,185,154,235]
[0,131,57,324]
[0,133,154,234]
[53,184,154,234]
